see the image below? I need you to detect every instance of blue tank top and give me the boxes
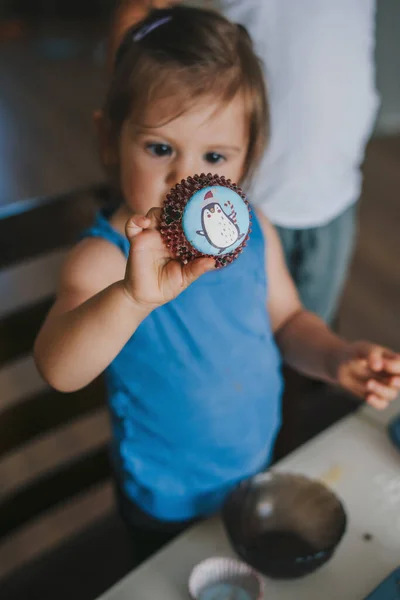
[82,209,283,521]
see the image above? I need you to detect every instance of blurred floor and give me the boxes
[339,135,400,352]
[0,25,399,580]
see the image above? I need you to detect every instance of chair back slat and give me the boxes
[0,447,111,540]
[0,378,107,459]
[0,184,108,270]
[0,298,53,368]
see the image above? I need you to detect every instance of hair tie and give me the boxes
[115,11,173,69]
[133,14,172,42]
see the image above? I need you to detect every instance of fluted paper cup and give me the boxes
[188,556,263,600]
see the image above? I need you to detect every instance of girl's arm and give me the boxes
[34,237,151,393]
[258,210,400,409]
[257,210,346,383]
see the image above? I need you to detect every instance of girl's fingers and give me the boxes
[340,373,368,399]
[145,207,162,229]
[125,206,162,240]
[348,359,369,378]
[367,347,385,371]
[342,370,398,407]
[382,355,400,375]
[389,376,400,388]
[366,379,399,402]
[181,257,215,286]
[365,394,389,411]
[371,374,400,389]
[125,215,151,239]
[343,348,400,411]
[348,359,400,387]
[366,346,400,374]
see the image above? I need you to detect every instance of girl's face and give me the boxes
[117,93,249,214]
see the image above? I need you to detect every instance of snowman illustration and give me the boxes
[196,189,244,253]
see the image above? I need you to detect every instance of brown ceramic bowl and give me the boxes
[222,471,347,579]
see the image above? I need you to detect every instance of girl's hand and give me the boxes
[336,341,400,410]
[123,208,215,310]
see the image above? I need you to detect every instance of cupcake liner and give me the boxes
[160,173,252,268]
[189,556,263,600]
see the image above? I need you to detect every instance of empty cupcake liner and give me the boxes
[189,556,263,600]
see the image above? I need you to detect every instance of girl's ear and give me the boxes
[93,109,118,169]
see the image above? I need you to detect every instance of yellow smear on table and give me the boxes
[318,465,343,486]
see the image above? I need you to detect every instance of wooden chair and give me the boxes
[0,185,135,600]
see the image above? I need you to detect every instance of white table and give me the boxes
[98,413,400,600]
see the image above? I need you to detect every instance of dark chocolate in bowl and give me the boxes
[222,471,347,579]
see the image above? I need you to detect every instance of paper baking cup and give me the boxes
[160,173,251,269]
[188,556,263,600]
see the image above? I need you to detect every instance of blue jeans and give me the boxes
[275,204,357,324]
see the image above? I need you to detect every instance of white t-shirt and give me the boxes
[215,0,380,228]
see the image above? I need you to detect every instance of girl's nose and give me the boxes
[166,159,194,187]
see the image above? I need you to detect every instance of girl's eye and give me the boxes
[146,143,173,157]
[204,152,225,165]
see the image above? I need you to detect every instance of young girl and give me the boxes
[35,6,400,563]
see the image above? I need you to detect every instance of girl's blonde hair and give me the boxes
[104,6,269,184]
